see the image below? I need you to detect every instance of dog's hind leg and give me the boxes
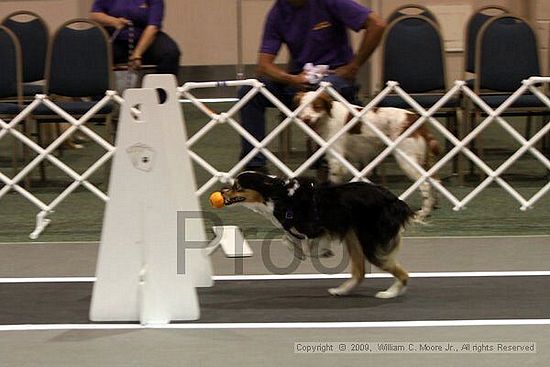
[308,234,335,258]
[281,233,306,261]
[328,230,365,296]
[373,235,409,299]
[394,138,434,220]
[374,261,408,299]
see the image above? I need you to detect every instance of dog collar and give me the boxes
[285,209,294,220]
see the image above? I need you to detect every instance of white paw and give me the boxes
[328,287,351,296]
[319,249,334,258]
[293,247,306,261]
[282,235,306,261]
[328,175,343,185]
[375,286,407,299]
[416,209,429,219]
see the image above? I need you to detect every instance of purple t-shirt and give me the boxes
[260,0,371,73]
[91,0,164,41]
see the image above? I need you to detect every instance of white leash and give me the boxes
[126,21,137,89]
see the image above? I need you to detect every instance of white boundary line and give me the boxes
[1,271,549,283]
[0,241,99,246]
[212,271,550,281]
[0,234,548,246]
[179,97,239,103]
[1,319,550,332]
[0,277,96,283]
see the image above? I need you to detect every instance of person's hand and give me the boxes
[288,72,310,88]
[113,17,130,30]
[129,55,142,70]
[334,62,360,82]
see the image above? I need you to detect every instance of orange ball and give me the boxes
[209,191,225,208]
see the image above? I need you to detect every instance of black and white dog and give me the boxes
[221,171,414,298]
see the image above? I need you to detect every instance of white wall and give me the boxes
[1,0,546,77]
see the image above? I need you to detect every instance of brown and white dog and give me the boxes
[296,91,441,220]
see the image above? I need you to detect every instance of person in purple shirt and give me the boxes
[238,0,385,173]
[90,0,180,77]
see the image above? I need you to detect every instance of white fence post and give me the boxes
[0,77,548,239]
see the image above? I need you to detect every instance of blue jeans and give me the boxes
[238,75,360,167]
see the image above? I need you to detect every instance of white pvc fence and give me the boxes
[0,76,549,239]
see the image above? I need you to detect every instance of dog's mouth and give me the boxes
[224,195,246,206]
[299,116,322,131]
[221,185,264,206]
[220,187,248,206]
[300,116,315,126]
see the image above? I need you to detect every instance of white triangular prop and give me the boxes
[211,225,253,257]
[90,74,213,324]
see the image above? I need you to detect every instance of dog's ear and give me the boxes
[345,113,362,134]
[317,93,333,117]
[293,91,305,107]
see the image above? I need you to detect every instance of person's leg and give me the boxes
[321,75,361,106]
[112,40,129,65]
[238,79,297,168]
[141,31,181,77]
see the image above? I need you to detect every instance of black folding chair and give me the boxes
[463,6,509,89]
[31,19,114,182]
[0,25,24,178]
[2,11,49,100]
[470,15,549,173]
[387,4,439,27]
[378,15,460,176]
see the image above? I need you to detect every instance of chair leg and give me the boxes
[454,109,465,185]
[525,115,532,139]
[36,122,47,183]
[55,123,64,159]
[456,98,469,186]
[541,116,549,154]
[104,115,113,186]
[11,134,18,179]
[445,113,458,175]
[471,108,485,180]
[22,119,31,188]
[476,109,487,180]
[106,114,115,144]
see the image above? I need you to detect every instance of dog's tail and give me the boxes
[392,198,416,227]
[404,112,441,157]
[427,137,441,157]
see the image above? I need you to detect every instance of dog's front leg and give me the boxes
[281,233,306,261]
[307,235,335,258]
[327,158,347,184]
[329,231,365,296]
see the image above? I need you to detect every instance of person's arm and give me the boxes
[257,53,308,87]
[90,12,129,30]
[334,12,386,81]
[130,25,159,68]
[130,0,164,69]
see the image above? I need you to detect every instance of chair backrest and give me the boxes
[1,11,49,83]
[382,15,446,93]
[387,4,439,27]
[45,19,112,97]
[464,6,509,74]
[0,25,22,101]
[476,15,540,92]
